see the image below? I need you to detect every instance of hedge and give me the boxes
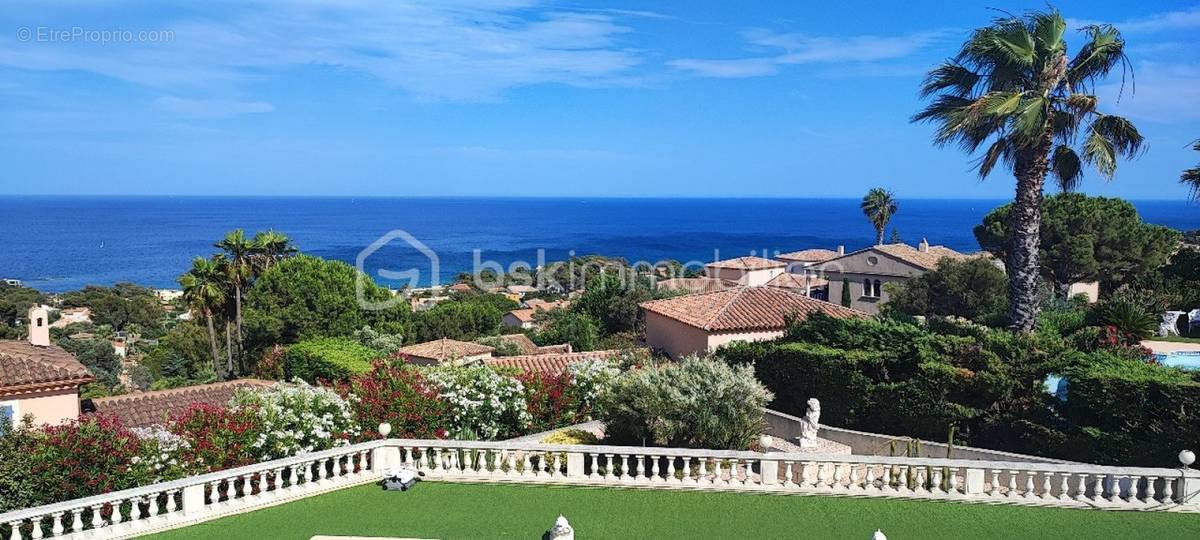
[283,337,380,383]
[1060,354,1200,465]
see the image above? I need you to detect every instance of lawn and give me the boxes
[146,482,1200,540]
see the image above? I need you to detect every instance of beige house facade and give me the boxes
[820,241,969,314]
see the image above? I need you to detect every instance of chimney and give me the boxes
[837,245,845,255]
[28,305,50,347]
[918,238,929,253]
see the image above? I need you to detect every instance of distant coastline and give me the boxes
[2,196,1197,292]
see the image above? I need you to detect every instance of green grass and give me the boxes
[147,482,1200,540]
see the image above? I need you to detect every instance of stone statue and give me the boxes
[799,398,821,448]
[546,515,574,540]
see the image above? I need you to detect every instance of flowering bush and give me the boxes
[518,360,618,432]
[130,426,190,483]
[339,359,449,440]
[231,380,359,460]
[169,403,259,473]
[427,364,531,440]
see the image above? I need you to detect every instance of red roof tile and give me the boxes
[396,338,494,362]
[776,249,840,263]
[485,350,624,374]
[88,379,275,429]
[639,286,866,332]
[0,341,94,395]
[705,256,786,270]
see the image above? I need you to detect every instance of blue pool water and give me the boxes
[1154,351,1200,370]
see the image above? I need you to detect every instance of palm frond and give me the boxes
[1068,24,1127,90]
[1031,10,1067,58]
[1082,127,1117,178]
[975,138,1014,180]
[1012,95,1048,147]
[1051,145,1083,191]
[1181,140,1200,202]
[919,62,980,98]
[1091,114,1144,159]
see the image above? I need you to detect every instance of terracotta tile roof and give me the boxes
[536,344,572,355]
[87,379,275,429]
[872,243,968,271]
[448,283,472,292]
[657,277,737,294]
[489,334,540,355]
[705,256,786,270]
[485,349,624,374]
[775,249,840,263]
[0,341,94,395]
[396,338,494,362]
[766,273,828,291]
[640,286,866,332]
[506,308,537,323]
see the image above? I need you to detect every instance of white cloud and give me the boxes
[1070,6,1200,33]
[154,97,274,117]
[670,28,951,79]
[1099,62,1200,124]
[0,0,645,101]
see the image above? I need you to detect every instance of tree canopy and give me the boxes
[974,193,1180,294]
[883,257,1008,323]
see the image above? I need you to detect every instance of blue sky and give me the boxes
[1,1,1198,199]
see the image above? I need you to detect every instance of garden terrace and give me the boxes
[1,438,1198,539]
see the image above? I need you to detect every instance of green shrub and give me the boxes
[541,429,600,445]
[1091,299,1158,339]
[882,257,1007,323]
[1060,353,1200,465]
[283,337,381,383]
[598,356,772,450]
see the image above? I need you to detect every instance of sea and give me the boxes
[2,196,1197,293]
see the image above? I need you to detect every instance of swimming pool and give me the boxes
[1153,351,1200,370]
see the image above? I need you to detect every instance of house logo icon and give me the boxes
[355,229,440,310]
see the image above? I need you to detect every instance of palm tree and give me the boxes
[179,256,227,378]
[912,9,1143,331]
[861,188,898,245]
[215,229,254,357]
[251,229,296,271]
[1183,140,1200,201]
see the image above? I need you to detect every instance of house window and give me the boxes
[863,279,882,298]
[874,279,882,297]
[0,403,14,426]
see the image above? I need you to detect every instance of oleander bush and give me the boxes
[598,356,771,450]
[168,402,260,473]
[231,381,359,461]
[427,363,531,440]
[339,359,450,441]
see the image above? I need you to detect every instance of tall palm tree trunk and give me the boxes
[225,321,234,378]
[1008,135,1053,332]
[875,227,885,246]
[204,310,222,379]
[234,282,243,358]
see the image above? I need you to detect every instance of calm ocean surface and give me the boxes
[2,196,1197,292]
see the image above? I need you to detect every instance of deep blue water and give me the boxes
[1,196,1197,292]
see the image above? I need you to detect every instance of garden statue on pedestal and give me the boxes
[799,398,821,448]
[545,515,574,540]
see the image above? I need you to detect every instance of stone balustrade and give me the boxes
[2,439,1196,539]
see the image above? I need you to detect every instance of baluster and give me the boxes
[1023,472,1035,499]
[913,467,925,494]
[8,520,25,540]
[1124,475,1137,503]
[167,490,179,513]
[948,468,959,495]
[30,517,43,540]
[586,453,598,480]
[432,448,442,473]
[1145,476,1157,505]
[112,501,125,529]
[987,469,1000,497]
[797,461,810,488]
[726,458,737,485]
[831,464,843,490]
[625,454,635,482]
[272,468,284,497]
[666,457,676,483]
[402,447,412,467]
[930,468,942,495]
[650,455,660,482]
[131,497,145,524]
[783,462,795,487]
[146,495,159,521]
[87,504,103,531]
[1056,473,1069,501]
[603,454,614,480]
[865,465,876,491]
[683,458,693,484]
[744,459,754,486]
[1091,474,1104,502]
[1039,472,1052,499]
[521,452,531,478]
[1005,470,1017,497]
[1162,476,1174,504]
[701,459,711,484]
[49,513,64,537]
